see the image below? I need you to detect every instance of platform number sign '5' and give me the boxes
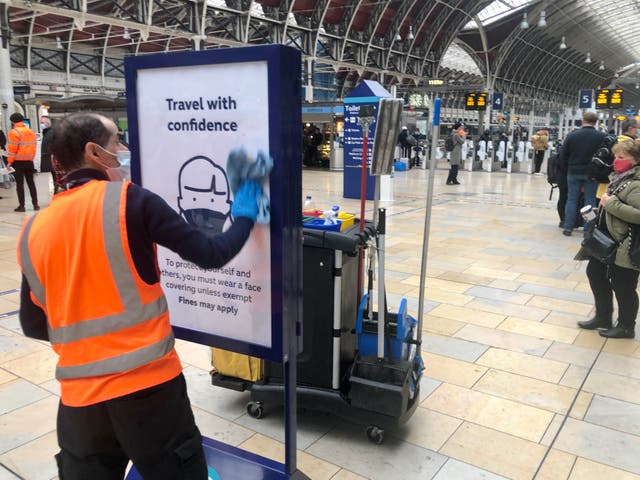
[492,93,503,111]
[579,89,593,109]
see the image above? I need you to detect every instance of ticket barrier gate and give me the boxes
[464,140,482,172]
[525,141,534,174]
[478,140,501,172]
[507,141,520,173]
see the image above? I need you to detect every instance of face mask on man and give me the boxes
[94,144,130,182]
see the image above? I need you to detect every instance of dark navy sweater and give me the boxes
[559,126,606,176]
[19,168,253,340]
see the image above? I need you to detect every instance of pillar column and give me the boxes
[0,2,15,134]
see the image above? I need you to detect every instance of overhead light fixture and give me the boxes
[395,32,402,42]
[614,72,620,78]
[407,26,414,41]
[56,36,63,49]
[585,52,592,64]
[538,10,547,28]
[559,36,567,49]
[520,12,529,29]
[636,83,639,89]
[599,61,605,71]
[123,27,130,40]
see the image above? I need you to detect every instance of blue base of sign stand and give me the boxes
[125,435,309,480]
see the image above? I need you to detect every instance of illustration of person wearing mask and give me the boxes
[178,156,232,236]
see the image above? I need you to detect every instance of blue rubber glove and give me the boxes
[231,180,261,222]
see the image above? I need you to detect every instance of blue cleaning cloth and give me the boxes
[226,148,273,224]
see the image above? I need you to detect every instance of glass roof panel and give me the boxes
[582,0,640,58]
[463,0,533,30]
[440,43,482,75]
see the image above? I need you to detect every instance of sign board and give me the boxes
[579,89,593,109]
[610,89,624,108]
[492,92,504,111]
[124,45,302,362]
[343,80,390,200]
[13,85,31,95]
[428,79,445,86]
[465,92,488,111]
[595,88,624,109]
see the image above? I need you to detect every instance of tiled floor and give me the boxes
[2,162,640,479]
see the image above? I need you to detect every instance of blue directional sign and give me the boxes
[579,89,593,109]
[492,92,504,111]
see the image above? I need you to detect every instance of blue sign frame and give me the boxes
[124,45,302,363]
[579,89,593,109]
[492,93,504,111]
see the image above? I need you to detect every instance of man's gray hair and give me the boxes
[621,116,638,134]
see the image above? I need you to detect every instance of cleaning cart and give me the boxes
[212,220,422,444]
[211,97,427,444]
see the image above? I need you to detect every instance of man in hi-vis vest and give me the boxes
[17,112,263,479]
[7,112,38,212]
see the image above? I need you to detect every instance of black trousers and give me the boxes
[557,184,568,222]
[446,164,459,183]
[12,161,38,207]
[587,258,640,329]
[56,373,207,480]
[534,150,545,173]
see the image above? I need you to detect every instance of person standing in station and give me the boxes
[446,122,465,185]
[559,111,605,236]
[17,112,264,479]
[7,112,39,211]
[39,116,58,193]
[531,129,549,175]
[397,126,413,160]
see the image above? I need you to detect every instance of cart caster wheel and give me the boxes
[366,425,384,444]
[247,401,265,419]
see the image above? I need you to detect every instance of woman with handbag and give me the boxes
[578,140,640,338]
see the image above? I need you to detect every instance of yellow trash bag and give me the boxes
[211,348,262,382]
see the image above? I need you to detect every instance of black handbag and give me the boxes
[581,226,618,263]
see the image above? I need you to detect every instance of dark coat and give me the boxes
[559,126,606,176]
[40,127,53,172]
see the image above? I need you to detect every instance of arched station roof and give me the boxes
[2,0,640,109]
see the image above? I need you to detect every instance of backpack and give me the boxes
[587,134,617,183]
[444,136,454,152]
[547,151,561,186]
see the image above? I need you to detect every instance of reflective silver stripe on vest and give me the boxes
[19,215,46,308]
[56,333,175,379]
[48,295,168,344]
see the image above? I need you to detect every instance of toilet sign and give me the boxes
[124,45,302,361]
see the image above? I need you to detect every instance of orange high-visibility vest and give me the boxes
[7,122,37,163]
[18,180,182,407]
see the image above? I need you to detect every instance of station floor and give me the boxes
[1,162,640,480]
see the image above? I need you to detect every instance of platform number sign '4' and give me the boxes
[492,93,503,111]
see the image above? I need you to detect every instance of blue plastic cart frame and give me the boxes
[124,44,306,480]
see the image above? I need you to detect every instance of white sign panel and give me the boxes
[135,61,272,348]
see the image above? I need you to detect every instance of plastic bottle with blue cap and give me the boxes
[324,205,340,225]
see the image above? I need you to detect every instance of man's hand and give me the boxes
[231,180,262,222]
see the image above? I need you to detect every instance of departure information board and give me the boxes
[595,88,624,109]
[465,92,488,111]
